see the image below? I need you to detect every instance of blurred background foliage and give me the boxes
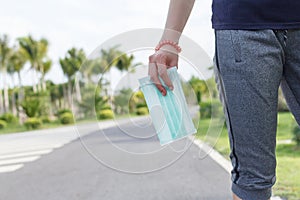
[0,33,293,136]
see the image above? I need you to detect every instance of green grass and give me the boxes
[274,144,300,199]
[0,124,27,134]
[0,113,144,135]
[277,112,296,141]
[196,118,230,157]
[196,112,300,199]
[0,120,65,135]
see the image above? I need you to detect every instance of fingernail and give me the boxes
[169,86,174,90]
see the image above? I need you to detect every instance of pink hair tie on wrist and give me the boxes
[155,40,182,53]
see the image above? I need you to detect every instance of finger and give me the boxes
[169,55,179,69]
[148,62,166,96]
[156,55,174,90]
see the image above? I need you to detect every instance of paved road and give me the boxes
[0,119,120,173]
[0,117,232,200]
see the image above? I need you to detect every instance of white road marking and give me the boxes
[0,164,24,173]
[0,120,111,174]
[0,144,64,155]
[190,137,232,173]
[271,197,284,200]
[0,156,41,166]
[0,149,53,160]
[0,117,170,174]
[0,119,122,174]
[277,139,292,144]
[0,144,64,173]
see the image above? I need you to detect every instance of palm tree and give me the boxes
[0,34,11,113]
[7,48,27,118]
[99,46,122,96]
[98,47,123,110]
[48,81,64,111]
[59,48,85,107]
[38,59,52,91]
[116,54,134,72]
[7,60,17,116]
[81,58,105,85]
[116,53,141,87]
[18,35,49,92]
[100,46,121,72]
[9,48,27,99]
[189,76,205,103]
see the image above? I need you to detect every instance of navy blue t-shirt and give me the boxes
[212,0,300,29]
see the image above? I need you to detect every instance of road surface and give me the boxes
[0,117,232,200]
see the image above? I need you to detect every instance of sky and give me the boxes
[0,0,215,88]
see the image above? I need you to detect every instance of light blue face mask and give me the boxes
[139,66,196,145]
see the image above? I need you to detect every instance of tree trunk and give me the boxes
[67,80,72,108]
[11,74,17,116]
[0,89,3,114]
[40,65,45,91]
[75,73,82,102]
[58,98,62,109]
[36,69,41,92]
[17,72,24,119]
[0,72,3,114]
[33,63,40,92]
[17,72,23,100]
[2,68,9,113]
[11,91,17,116]
[32,69,37,93]
[63,84,68,108]
[42,74,46,91]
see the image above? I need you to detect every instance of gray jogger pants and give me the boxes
[213,29,300,200]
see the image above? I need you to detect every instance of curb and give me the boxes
[190,136,232,173]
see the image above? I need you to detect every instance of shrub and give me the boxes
[97,109,114,120]
[41,116,51,123]
[59,113,74,124]
[21,98,41,117]
[56,109,72,117]
[100,103,112,110]
[0,120,7,129]
[200,100,223,119]
[293,125,300,146]
[136,103,147,109]
[136,107,149,115]
[0,113,18,124]
[24,118,42,129]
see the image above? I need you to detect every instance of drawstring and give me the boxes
[273,29,288,46]
[283,29,288,46]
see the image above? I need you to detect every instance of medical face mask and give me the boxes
[139,66,196,145]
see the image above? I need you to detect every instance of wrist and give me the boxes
[160,28,182,43]
[158,44,180,54]
[155,40,181,53]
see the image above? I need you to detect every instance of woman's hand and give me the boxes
[148,0,194,95]
[148,45,179,96]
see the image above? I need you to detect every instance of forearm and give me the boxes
[161,0,195,43]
